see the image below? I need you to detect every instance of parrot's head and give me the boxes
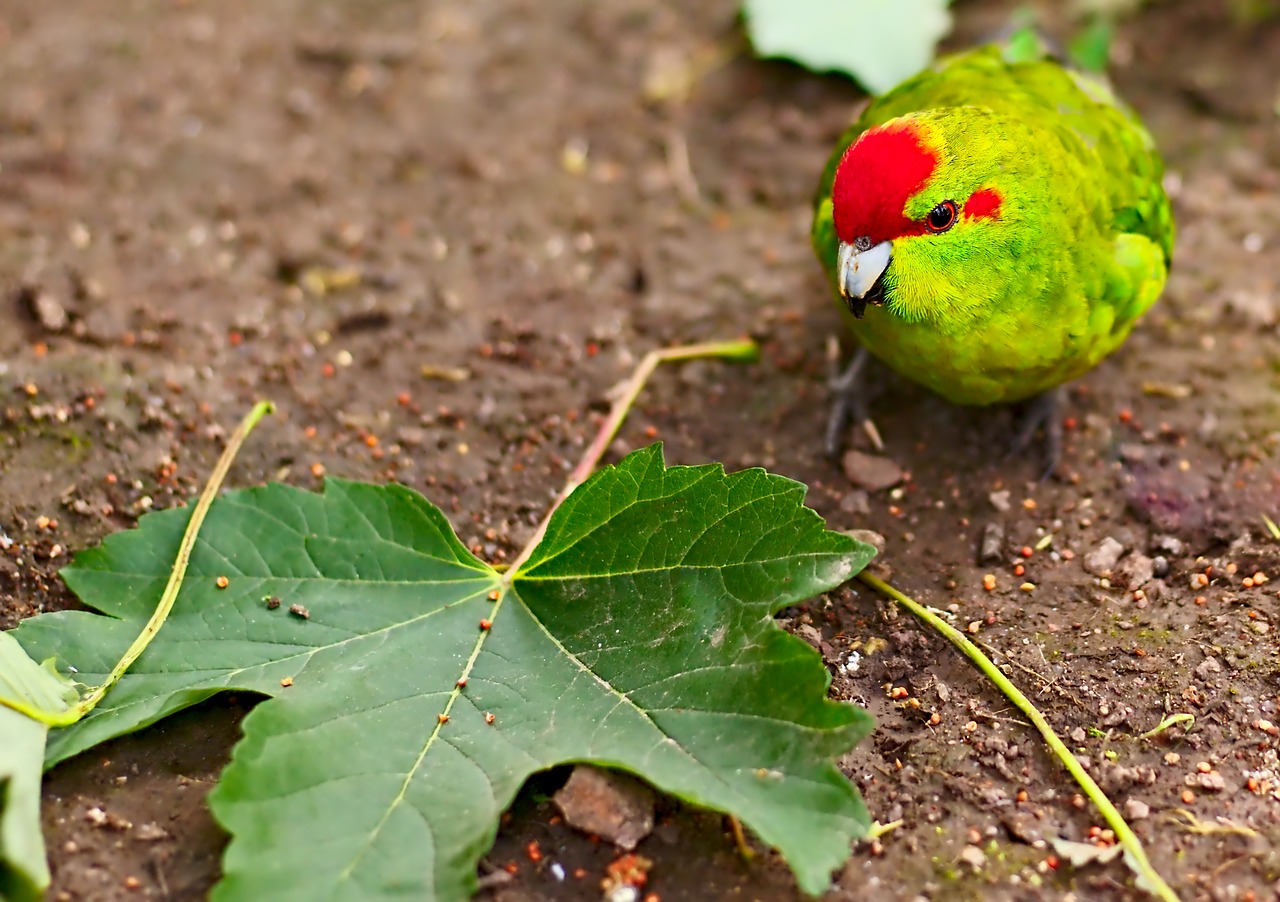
[830,110,1023,323]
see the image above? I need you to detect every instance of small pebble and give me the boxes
[841,450,904,491]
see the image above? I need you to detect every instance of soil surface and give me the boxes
[2,0,1279,899]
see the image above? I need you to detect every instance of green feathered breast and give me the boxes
[812,45,1173,406]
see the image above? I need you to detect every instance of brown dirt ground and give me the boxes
[2,0,1279,899]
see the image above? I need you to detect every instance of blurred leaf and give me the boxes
[744,0,952,95]
[1068,16,1115,73]
[0,632,79,901]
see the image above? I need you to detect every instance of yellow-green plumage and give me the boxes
[812,45,1173,406]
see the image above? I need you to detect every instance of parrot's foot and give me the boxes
[1008,387,1064,480]
[825,346,871,460]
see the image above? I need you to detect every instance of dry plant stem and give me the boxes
[857,571,1179,902]
[727,815,755,861]
[504,339,757,575]
[11,401,275,727]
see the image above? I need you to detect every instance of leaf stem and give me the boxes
[17,401,274,727]
[855,571,1178,902]
[505,338,757,576]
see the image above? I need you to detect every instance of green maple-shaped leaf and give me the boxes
[13,445,875,900]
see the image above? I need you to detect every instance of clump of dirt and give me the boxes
[1,0,1277,899]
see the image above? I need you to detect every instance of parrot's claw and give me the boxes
[825,346,871,460]
[1008,387,1064,480]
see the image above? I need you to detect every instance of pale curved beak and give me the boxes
[837,240,891,319]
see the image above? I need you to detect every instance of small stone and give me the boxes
[795,624,823,651]
[958,844,986,871]
[85,807,108,827]
[554,765,655,850]
[988,490,1012,513]
[21,285,69,333]
[1123,799,1150,821]
[978,521,1005,564]
[1194,656,1222,680]
[839,489,871,516]
[1185,771,1226,791]
[1083,537,1125,577]
[846,529,885,555]
[134,822,168,842]
[1152,555,1169,578]
[1114,553,1155,589]
[841,450,904,491]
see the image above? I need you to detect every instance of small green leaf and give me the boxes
[15,446,875,900]
[743,0,952,95]
[0,632,79,900]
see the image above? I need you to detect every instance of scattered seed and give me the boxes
[963,720,978,733]
[526,841,542,862]
[1020,546,1033,558]
[264,596,281,610]
[982,573,997,591]
[1019,582,1035,592]
[289,604,310,620]
[438,713,449,724]
[456,677,468,688]
[1181,789,1195,804]
[280,676,294,687]
[311,462,326,477]
[479,618,492,630]
[485,712,496,724]
[123,876,142,890]
[488,589,500,601]
[215,576,230,589]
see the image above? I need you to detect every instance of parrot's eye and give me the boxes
[925,200,957,233]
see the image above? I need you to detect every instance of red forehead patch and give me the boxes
[832,124,938,244]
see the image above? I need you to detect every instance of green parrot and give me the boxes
[812,44,1174,472]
